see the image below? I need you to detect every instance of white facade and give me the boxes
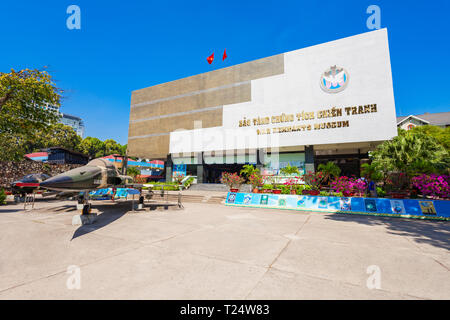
[170,29,397,155]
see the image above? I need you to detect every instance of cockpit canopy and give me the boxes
[87,158,118,171]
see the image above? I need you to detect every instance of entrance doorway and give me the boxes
[315,153,367,177]
[203,164,245,183]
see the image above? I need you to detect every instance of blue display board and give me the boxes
[89,188,138,200]
[173,164,187,177]
[225,192,450,221]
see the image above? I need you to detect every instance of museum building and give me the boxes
[127,28,397,183]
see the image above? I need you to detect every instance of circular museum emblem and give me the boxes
[320,65,349,93]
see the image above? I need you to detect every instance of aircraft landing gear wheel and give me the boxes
[82,203,91,215]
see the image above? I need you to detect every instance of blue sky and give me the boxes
[0,0,448,145]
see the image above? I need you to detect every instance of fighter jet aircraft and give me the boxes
[39,158,140,214]
[11,173,51,196]
[39,158,134,192]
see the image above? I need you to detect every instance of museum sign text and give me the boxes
[237,104,378,135]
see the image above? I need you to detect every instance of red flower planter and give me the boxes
[309,190,320,196]
[390,192,408,199]
[230,188,239,193]
[273,189,282,194]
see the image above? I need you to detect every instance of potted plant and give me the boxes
[272,185,282,194]
[352,178,367,197]
[385,172,410,199]
[317,162,341,187]
[331,176,354,197]
[280,164,300,177]
[248,172,264,193]
[301,171,324,196]
[261,184,273,194]
[220,172,244,192]
[284,177,299,194]
[302,185,312,195]
[240,164,260,183]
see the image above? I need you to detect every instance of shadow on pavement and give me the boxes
[325,213,450,251]
[71,202,130,240]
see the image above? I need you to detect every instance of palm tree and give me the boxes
[317,161,341,186]
[371,131,449,177]
[280,164,300,176]
[240,164,260,181]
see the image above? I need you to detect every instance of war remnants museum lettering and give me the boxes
[239,104,378,135]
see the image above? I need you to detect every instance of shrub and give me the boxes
[331,176,367,194]
[317,162,341,184]
[385,172,410,193]
[220,172,244,189]
[172,173,185,184]
[280,164,300,176]
[412,174,450,199]
[280,185,290,194]
[283,177,299,192]
[376,186,386,198]
[301,171,324,191]
[248,173,264,189]
[0,189,6,205]
[240,165,260,181]
[183,177,195,188]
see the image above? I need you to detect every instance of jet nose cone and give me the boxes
[39,176,72,189]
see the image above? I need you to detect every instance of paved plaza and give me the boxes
[0,197,449,299]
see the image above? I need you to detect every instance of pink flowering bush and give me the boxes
[412,174,450,199]
[220,172,244,189]
[283,177,299,192]
[331,176,367,195]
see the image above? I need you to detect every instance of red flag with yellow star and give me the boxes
[207,53,214,64]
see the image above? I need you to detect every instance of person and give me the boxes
[368,180,377,198]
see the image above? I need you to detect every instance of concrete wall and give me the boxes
[128,54,284,159]
[0,161,83,189]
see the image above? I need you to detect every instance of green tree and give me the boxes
[120,144,127,156]
[0,133,28,161]
[371,130,449,176]
[409,125,450,152]
[0,68,61,136]
[37,123,82,151]
[240,164,260,181]
[78,137,105,158]
[104,139,123,156]
[126,166,140,181]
